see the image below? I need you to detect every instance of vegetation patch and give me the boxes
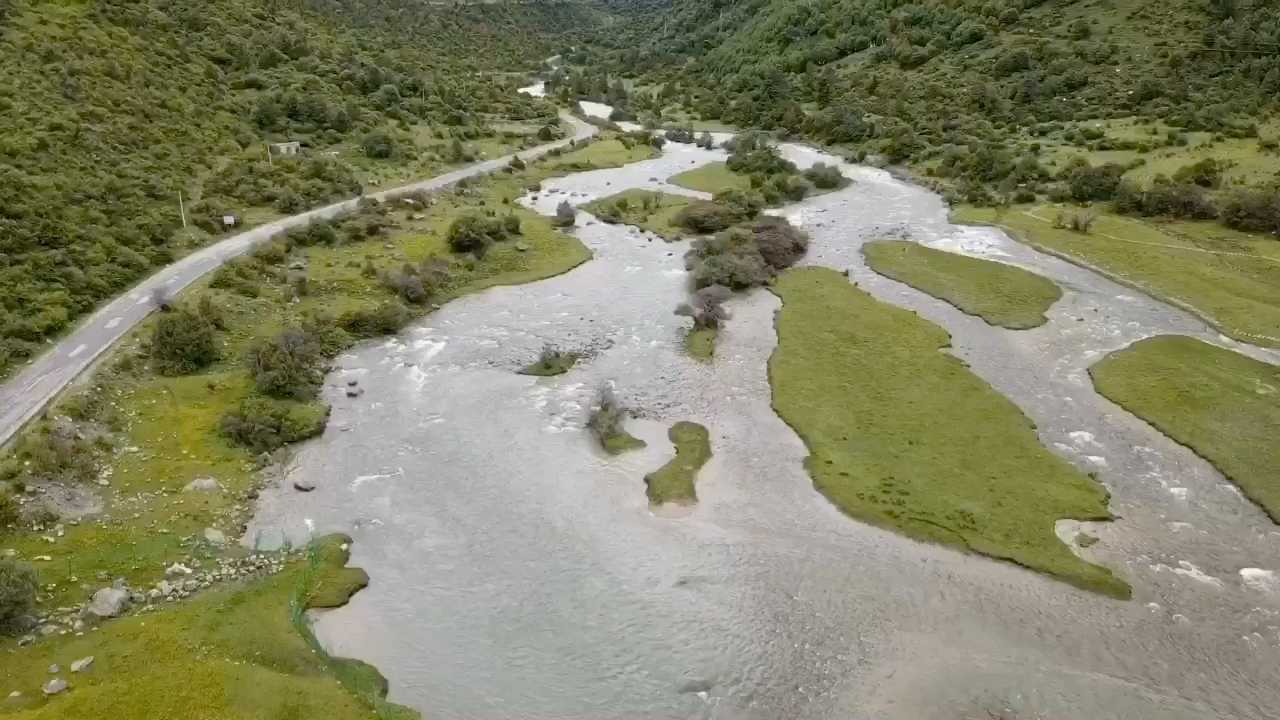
[519,345,579,376]
[583,189,693,240]
[669,162,752,194]
[1089,335,1280,521]
[863,240,1062,330]
[542,136,657,172]
[955,206,1280,347]
[685,328,717,361]
[0,535,417,719]
[587,387,646,455]
[769,267,1128,598]
[644,422,711,505]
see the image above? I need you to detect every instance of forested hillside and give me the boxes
[580,0,1280,206]
[0,0,595,377]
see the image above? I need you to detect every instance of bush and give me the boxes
[712,189,765,218]
[587,387,645,454]
[1219,188,1280,235]
[1172,158,1225,189]
[383,268,429,304]
[249,328,325,400]
[151,308,219,375]
[219,397,329,453]
[750,216,810,269]
[675,285,732,329]
[502,213,522,235]
[0,493,18,529]
[672,201,745,234]
[447,214,507,257]
[0,559,37,628]
[552,201,577,227]
[509,155,526,171]
[1113,181,1216,219]
[1066,162,1124,202]
[687,227,773,289]
[803,162,844,189]
[209,258,264,296]
[340,302,409,338]
[287,219,338,247]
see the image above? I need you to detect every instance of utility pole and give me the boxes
[177,190,187,229]
[265,145,273,166]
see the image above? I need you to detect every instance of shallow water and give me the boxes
[248,130,1280,719]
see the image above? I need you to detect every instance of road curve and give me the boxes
[0,114,597,448]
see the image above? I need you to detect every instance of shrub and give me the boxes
[1219,188,1280,235]
[151,308,218,375]
[587,387,645,454]
[502,213,522,235]
[340,302,409,338]
[687,227,774,289]
[249,328,325,400]
[696,132,715,149]
[1066,162,1124,202]
[552,201,577,227]
[1172,158,1224,189]
[712,189,765,218]
[0,559,37,627]
[675,285,732,329]
[672,201,745,234]
[519,344,578,376]
[209,258,263,296]
[749,216,809,269]
[1113,181,1216,219]
[219,397,328,453]
[287,219,338,247]
[446,214,506,257]
[0,493,17,529]
[196,294,227,330]
[803,162,845,189]
[509,155,526,171]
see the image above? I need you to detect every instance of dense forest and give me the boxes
[574,0,1280,214]
[0,0,597,377]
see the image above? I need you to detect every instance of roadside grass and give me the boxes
[668,162,752,194]
[0,535,417,720]
[0,159,595,709]
[953,205,1280,348]
[769,267,1128,598]
[644,422,711,506]
[863,240,1063,330]
[583,189,693,240]
[685,328,716,361]
[1090,335,1280,521]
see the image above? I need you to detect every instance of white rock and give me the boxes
[203,528,227,545]
[42,678,67,695]
[165,563,193,577]
[70,657,94,673]
[48,664,59,674]
[183,477,221,492]
[83,587,130,621]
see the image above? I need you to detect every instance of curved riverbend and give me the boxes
[248,135,1280,719]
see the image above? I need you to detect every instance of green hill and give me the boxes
[0,0,596,377]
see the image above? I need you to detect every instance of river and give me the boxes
[247,115,1280,719]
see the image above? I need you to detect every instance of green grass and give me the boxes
[583,189,693,240]
[543,137,657,171]
[644,422,711,505]
[685,327,716,361]
[1090,335,1280,521]
[862,240,1063,330]
[600,431,646,456]
[954,205,1280,348]
[668,162,752,194]
[769,267,1128,598]
[0,535,417,720]
[518,350,578,376]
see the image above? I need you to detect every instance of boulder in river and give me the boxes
[293,480,316,492]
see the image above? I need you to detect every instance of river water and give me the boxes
[248,126,1280,719]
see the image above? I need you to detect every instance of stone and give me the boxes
[165,563,192,577]
[346,379,358,387]
[8,691,19,698]
[39,625,60,636]
[71,657,94,673]
[293,480,315,492]
[84,587,130,621]
[514,242,530,252]
[203,528,226,545]
[48,664,59,674]
[18,635,35,647]
[345,387,363,398]
[41,678,67,696]
[183,477,221,492]
[156,580,173,597]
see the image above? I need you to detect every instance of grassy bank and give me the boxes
[644,422,711,506]
[0,152,598,711]
[954,205,1280,347]
[582,189,693,240]
[0,535,416,719]
[1090,335,1280,521]
[669,162,752,194]
[685,328,717,361]
[863,240,1063,330]
[769,267,1128,598]
[542,136,657,172]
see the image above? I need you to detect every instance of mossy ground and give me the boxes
[668,162,752,194]
[0,154,597,714]
[863,240,1063,330]
[769,267,1128,598]
[644,422,711,506]
[954,205,1280,347]
[518,351,578,376]
[685,327,716,361]
[1090,335,1280,521]
[583,189,693,240]
[0,535,416,720]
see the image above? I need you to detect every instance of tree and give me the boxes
[249,329,325,400]
[151,308,218,375]
[675,285,733,329]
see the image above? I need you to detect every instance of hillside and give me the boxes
[0,0,597,378]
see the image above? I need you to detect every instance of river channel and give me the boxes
[247,109,1280,719]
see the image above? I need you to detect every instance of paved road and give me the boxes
[0,114,596,448]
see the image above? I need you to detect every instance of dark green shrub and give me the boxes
[672,201,745,234]
[803,162,845,189]
[0,493,17,530]
[503,213,522,235]
[712,189,765,218]
[340,302,410,338]
[749,216,809,269]
[249,328,325,400]
[151,308,218,375]
[219,397,328,453]
[687,227,774,289]
[1219,188,1280,234]
[587,387,645,455]
[447,214,506,257]
[1066,162,1124,202]
[553,201,577,227]
[0,559,37,627]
